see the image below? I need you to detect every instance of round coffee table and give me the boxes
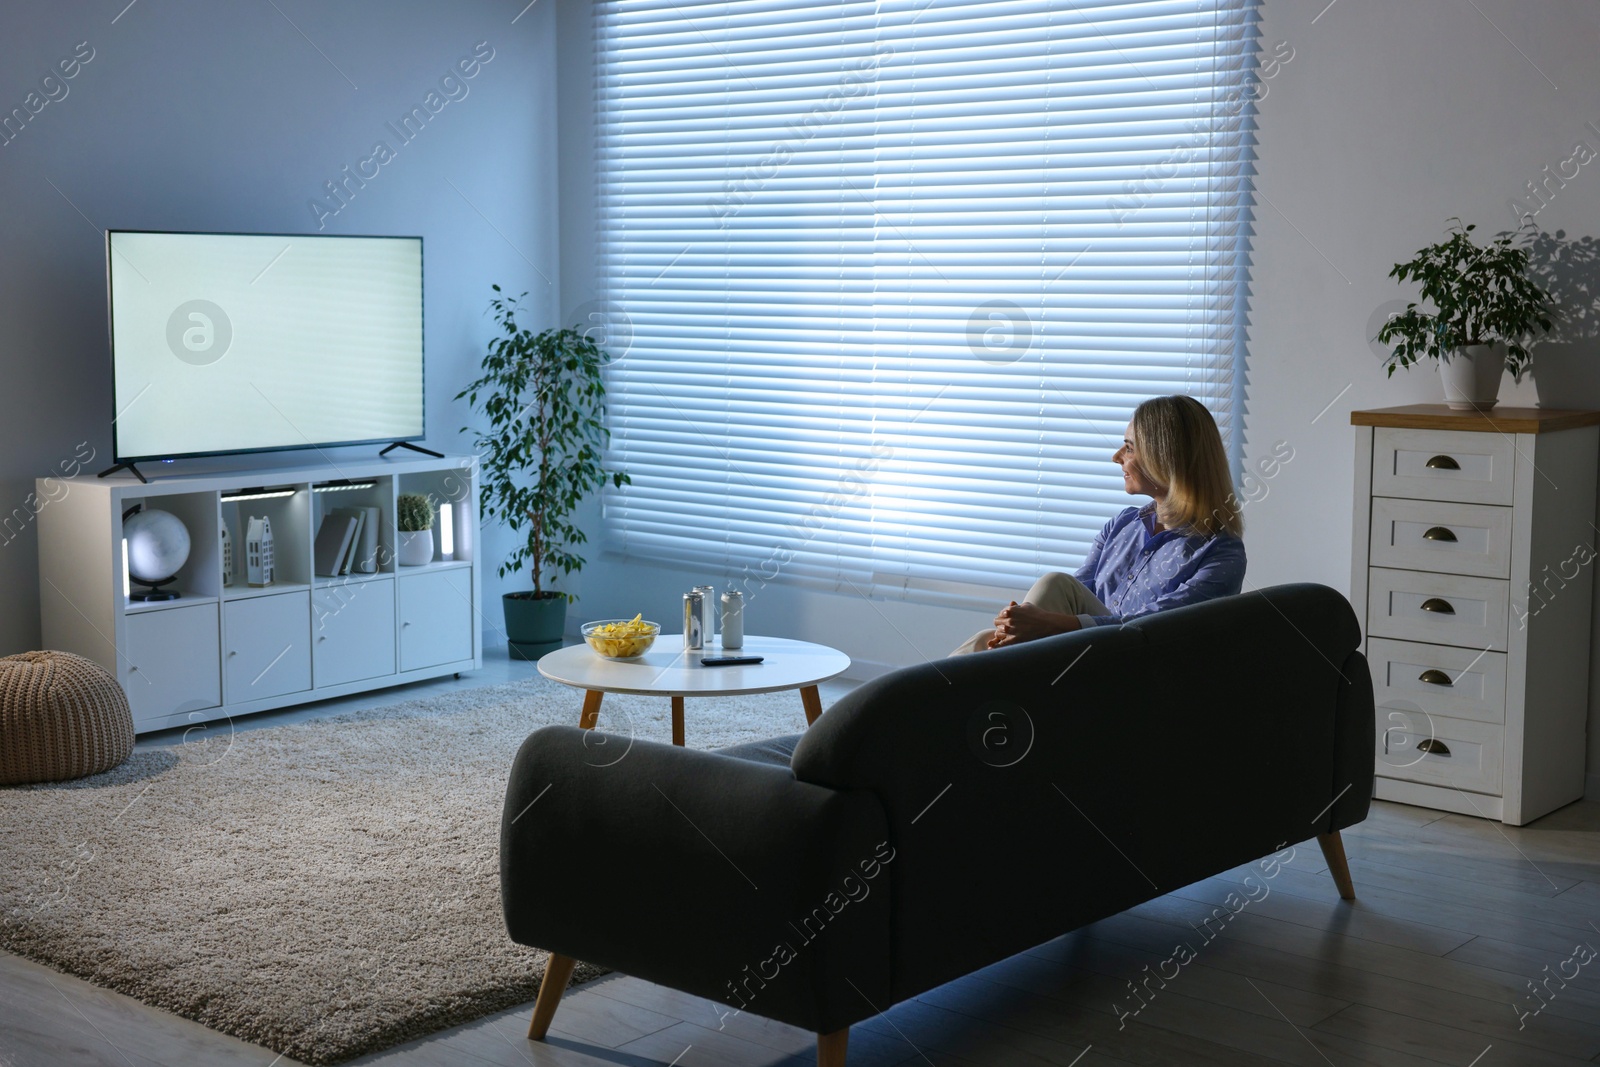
[536,635,851,746]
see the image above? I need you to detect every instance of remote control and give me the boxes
[700,655,764,667]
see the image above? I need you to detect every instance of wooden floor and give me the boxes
[4,655,1599,1066]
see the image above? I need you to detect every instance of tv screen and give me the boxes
[107,231,424,463]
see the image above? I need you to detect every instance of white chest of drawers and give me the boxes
[1351,405,1600,825]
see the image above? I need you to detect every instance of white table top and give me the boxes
[537,635,850,698]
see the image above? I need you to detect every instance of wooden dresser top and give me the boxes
[1350,404,1600,434]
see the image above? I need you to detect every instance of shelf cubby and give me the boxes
[397,462,476,565]
[119,489,222,605]
[221,484,312,590]
[310,476,394,576]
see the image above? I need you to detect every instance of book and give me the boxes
[337,509,364,575]
[356,505,379,572]
[332,506,380,574]
[313,514,357,577]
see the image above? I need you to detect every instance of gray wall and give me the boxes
[1245,0,1600,797]
[559,0,1600,796]
[0,0,562,654]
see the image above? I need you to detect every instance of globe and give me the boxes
[124,508,191,584]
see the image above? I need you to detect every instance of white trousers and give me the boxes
[949,572,1111,656]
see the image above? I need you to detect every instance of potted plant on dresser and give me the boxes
[1376,219,1553,410]
[457,286,629,659]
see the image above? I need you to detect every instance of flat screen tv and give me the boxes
[106,230,424,464]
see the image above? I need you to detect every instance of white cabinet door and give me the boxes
[399,568,473,671]
[124,604,221,725]
[223,592,312,702]
[313,579,396,687]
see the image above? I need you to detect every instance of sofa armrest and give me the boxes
[1323,647,1375,834]
[501,725,891,1035]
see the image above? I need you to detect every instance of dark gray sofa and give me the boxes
[501,582,1374,1065]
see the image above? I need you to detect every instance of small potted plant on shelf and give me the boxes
[1376,219,1554,411]
[396,493,435,565]
[457,286,629,659]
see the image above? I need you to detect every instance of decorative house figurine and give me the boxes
[220,523,233,586]
[245,515,274,587]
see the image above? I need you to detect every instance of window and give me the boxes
[595,0,1255,607]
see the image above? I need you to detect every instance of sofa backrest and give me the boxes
[790,582,1372,1002]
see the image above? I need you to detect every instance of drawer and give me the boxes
[1374,427,1515,505]
[1376,709,1503,794]
[1366,637,1506,724]
[1367,567,1508,651]
[1369,498,1513,579]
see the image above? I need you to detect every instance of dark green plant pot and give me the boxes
[504,591,567,661]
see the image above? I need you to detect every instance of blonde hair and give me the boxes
[1129,395,1243,538]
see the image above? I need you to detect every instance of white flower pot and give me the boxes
[1439,344,1504,412]
[397,529,433,566]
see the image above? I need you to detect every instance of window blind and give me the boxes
[594,0,1255,607]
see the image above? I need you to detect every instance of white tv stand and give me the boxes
[37,453,481,735]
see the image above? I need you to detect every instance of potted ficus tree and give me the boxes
[457,286,629,659]
[1376,219,1553,411]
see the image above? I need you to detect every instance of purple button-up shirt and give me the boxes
[1073,505,1246,627]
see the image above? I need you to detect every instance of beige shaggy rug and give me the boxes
[0,674,815,1064]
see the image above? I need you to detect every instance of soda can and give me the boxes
[720,589,744,649]
[683,590,705,650]
[694,584,717,639]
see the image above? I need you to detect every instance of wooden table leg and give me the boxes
[671,695,685,746]
[800,684,824,726]
[527,952,578,1039]
[578,689,604,730]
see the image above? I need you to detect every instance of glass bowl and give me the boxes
[581,619,661,660]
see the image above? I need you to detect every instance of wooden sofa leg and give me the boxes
[1317,831,1356,901]
[817,1027,849,1067]
[527,953,578,1040]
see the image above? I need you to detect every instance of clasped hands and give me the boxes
[986,600,1079,649]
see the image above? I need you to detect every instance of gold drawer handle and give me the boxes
[1420,598,1455,614]
[1425,455,1461,470]
[1417,738,1452,757]
[1419,669,1454,687]
[1422,526,1458,542]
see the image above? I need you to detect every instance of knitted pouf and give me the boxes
[0,651,134,786]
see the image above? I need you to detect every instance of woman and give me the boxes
[951,394,1246,654]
